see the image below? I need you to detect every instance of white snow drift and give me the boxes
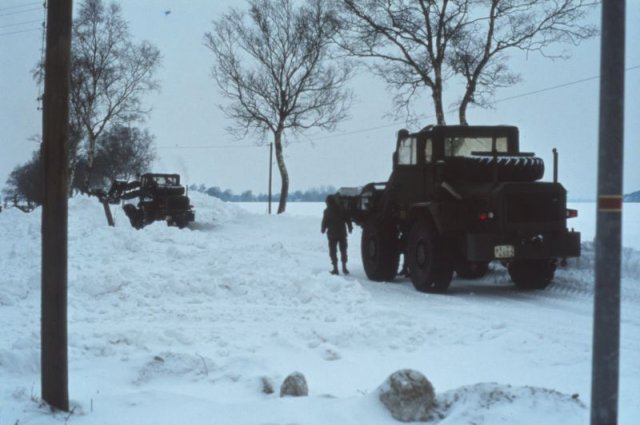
[1,193,639,424]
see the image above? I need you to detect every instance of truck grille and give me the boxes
[505,192,563,223]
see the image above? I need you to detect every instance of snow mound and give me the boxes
[135,352,214,385]
[2,199,639,424]
[435,383,586,424]
[573,242,640,280]
[186,192,248,227]
[551,242,640,299]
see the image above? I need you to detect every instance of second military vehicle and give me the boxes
[96,173,195,229]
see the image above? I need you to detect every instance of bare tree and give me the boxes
[72,125,156,191]
[336,0,596,125]
[205,0,352,214]
[71,0,160,190]
[336,0,468,124]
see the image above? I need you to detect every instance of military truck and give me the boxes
[95,173,195,229]
[336,125,580,293]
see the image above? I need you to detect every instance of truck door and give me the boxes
[391,136,425,208]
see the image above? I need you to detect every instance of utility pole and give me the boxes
[591,1,625,425]
[268,142,273,214]
[41,0,73,412]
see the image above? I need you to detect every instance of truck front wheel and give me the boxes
[407,219,454,293]
[508,259,556,290]
[361,215,399,282]
[123,204,144,229]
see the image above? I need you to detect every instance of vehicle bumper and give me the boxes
[465,231,581,262]
[176,211,195,223]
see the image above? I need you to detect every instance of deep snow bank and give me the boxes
[1,194,638,424]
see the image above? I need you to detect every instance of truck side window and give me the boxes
[425,138,433,163]
[445,136,509,157]
[397,137,417,165]
[495,137,508,152]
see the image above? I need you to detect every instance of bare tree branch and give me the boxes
[336,0,596,125]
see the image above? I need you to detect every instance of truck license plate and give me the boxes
[494,245,515,259]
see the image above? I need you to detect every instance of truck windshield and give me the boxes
[445,136,508,157]
[150,176,178,186]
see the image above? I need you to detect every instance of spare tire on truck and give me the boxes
[445,155,544,182]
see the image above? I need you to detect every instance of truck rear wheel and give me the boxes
[407,219,454,293]
[361,215,399,282]
[508,259,556,290]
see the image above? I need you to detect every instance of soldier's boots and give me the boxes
[331,263,339,275]
[342,262,349,275]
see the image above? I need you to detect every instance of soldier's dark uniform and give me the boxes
[321,195,353,275]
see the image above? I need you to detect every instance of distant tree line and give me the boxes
[624,191,640,203]
[189,184,337,202]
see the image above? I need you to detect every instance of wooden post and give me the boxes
[591,1,625,424]
[101,198,115,226]
[41,0,73,412]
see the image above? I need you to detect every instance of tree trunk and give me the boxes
[432,75,446,125]
[68,158,77,196]
[274,129,289,214]
[83,131,97,193]
[67,137,80,195]
[458,90,472,126]
[459,73,478,126]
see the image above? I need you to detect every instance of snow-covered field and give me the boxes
[1,194,639,424]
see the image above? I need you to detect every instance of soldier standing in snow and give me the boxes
[321,194,353,275]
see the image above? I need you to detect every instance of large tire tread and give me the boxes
[361,215,399,282]
[445,155,544,182]
[406,219,454,293]
[509,259,556,290]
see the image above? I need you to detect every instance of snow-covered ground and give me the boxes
[1,194,639,424]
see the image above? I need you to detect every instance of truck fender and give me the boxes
[408,203,443,234]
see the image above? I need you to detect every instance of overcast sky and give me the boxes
[1,0,638,200]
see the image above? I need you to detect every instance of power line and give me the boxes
[155,64,640,150]
[301,64,640,144]
[0,27,40,37]
[0,1,41,12]
[0,18,41,29]
[490,74,600,103]
[0,6,41,17]
[157,143,257,150]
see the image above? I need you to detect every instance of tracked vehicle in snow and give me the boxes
[337,125,580,292]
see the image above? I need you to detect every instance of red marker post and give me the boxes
[591,2,625,424]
